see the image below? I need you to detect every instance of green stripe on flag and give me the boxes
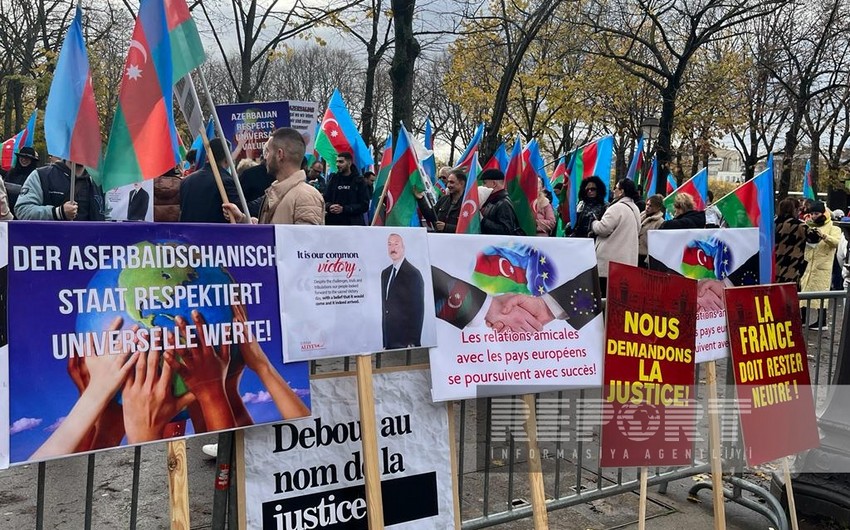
[170,20,205,80]
[100,108,143,190]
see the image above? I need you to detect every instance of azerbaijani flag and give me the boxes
[165,0,204,80]
[665,173,677,195]
[714,155,776,282]
[1,110,37,171]
[44,5,101,169]
[566,135,614,227]
[471,246,531,294]
[384,125,426,227]
[101,0,183,189]
[455,152,481,234]
[802,159,814,200]
[315,88,373,173]
[625,135,644,182]
[369,134,392,225]
[525,139,557,208]
[506,137,536,236]
[423,117,436,183]
[663,167,708,215]
[482,142,509,174]
[454,123,484,174]
[643,157,658,200]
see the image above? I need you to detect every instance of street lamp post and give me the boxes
[640,117,660,193]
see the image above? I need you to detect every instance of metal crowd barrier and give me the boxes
[5,290,845,529]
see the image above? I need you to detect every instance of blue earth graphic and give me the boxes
[75,241,238,398]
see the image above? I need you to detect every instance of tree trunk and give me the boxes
[656,84,677,194]
[809,140,819,198]
[779,102,804,197]
[390,0,419,139]
[360,51,380,150]
[614,130,627,180]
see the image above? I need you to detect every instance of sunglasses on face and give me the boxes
[586,187,597,191]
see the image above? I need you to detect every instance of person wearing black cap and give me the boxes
[5,146,40,210]
[479,168,523,236]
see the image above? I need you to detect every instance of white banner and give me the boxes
[427,234,605,401]
[242,369,456,529]
[0,222,8,469]
[105,180,154,222]
[276,226,436,361]
[648,227,760,362]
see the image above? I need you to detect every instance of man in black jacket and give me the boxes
[179,138,240,223]
[324,151,370,225]
[479,168,523,235]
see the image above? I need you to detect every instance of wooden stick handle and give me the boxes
[706,361,727,530]
[356,355,384,529]
[198,126,236,224]
[167,440,190,530]
[784,459,800,530]
[522,394,549,529]
[638,466,647,530]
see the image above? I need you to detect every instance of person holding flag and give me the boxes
[416,168,466,233]
[567,176,607,238]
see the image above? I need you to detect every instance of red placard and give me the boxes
[601,263,698,467]
[725,284,819,466]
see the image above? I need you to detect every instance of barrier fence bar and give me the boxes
[3,290,844,529]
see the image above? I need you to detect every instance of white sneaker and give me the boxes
[202,443,218,459]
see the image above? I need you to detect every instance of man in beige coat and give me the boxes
[224,127,324,225]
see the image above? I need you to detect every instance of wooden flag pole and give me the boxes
[447,401,462,530]
[521,393,549,529]
[198,126,236,224]
[706,361,728,530]
[638,466,648,530]
[356,355,385,529]
[167,440,191,530]
[68,161,76,217]
[783,459,800,530]
[195,69,252,223]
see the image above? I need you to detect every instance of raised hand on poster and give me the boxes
[494,294,555,330]
[233,303,310,419]
[164,311,236,432]
[122,344,195,443]
[32,317,140,459]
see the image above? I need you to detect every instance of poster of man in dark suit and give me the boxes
[381,233,424,349]
[127,182,150,221]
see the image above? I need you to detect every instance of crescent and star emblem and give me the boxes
[498,257,514,278]
[447,293,463,309]
[126,40,147,80]
[385,191,395,214]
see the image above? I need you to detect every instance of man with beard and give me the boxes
[324,152,370,225]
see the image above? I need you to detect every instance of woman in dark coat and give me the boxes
[568,175,607,238]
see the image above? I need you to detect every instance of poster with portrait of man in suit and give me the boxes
[105,180,154,222]
[427,234,605,401]
[277,226,436,361]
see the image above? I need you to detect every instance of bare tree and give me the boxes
[583,0,782,193]
[760,0,850,198]
[196,0,362,103]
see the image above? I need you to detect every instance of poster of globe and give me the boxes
[3,221,311,466]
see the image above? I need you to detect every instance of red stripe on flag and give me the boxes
[164,0,191,30]
[581,143,598,179]
[70,76,102,167]
[474,254,528,284]
[682,246,714,270]
[119,25,176,177]
[321,109,355,157]
[680,182,706,210]
[736,182,761,225]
